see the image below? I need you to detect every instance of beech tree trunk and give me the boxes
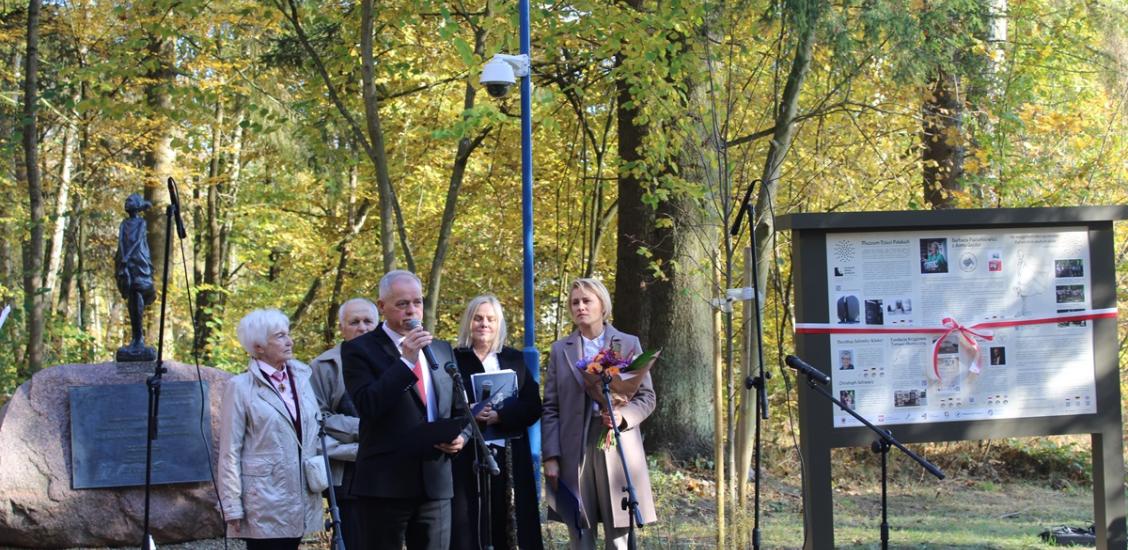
[735,0,822,505]
[2,46,20,310]
[195,96,226,362]
[43,99,76,308]
[142,27,176,348]
[21,0,46,374]
[612,1,653,344]
[423,18,489,332]
[612,0,717,458]
[641,193,718,456]
[922,70,964,209]
[360,0,400,272]
[323,158,359,346]
[56,206,79,319]
[221,104,245,283]
[279,0,413,273]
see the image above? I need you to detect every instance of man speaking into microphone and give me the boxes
[343,270,471,550]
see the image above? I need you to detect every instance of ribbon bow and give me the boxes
[932,317,994,381]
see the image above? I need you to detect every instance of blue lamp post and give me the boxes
[479,0,540,485]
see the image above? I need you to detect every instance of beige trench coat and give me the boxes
[217,359,324,539]
[308,344,359,486]
[542,324,658,529]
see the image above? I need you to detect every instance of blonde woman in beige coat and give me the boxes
[217,309,324,550]
[542,278,657,550]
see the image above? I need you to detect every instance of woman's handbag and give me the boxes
[303,455,330,493]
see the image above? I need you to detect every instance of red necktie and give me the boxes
[412,360,428,411]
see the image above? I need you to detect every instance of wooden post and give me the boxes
[714,305,726,549]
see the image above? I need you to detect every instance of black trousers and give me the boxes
[244,538,301,550]
[356,497,451,550]
[336,497,362,550]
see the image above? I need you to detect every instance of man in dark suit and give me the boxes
[342,270,470,550]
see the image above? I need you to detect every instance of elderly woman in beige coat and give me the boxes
[217,309,324,550]
[542,278,657,550]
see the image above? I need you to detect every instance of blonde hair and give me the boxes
[456,295,507,353]
[569,277,613,322]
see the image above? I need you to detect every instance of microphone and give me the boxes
[404,319,440,370]
[730,179,760,237]
[167,177,187,239]
[785,354,830,385]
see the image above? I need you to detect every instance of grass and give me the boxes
[55,475,1098,550]
[540,477,1096,549]
[795,479,1093,549]
[59,439,1106,549]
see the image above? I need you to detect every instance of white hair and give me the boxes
[338,297,377,325]
[236,309,289,356]
[378,270,422,299]
[456,295,507,353]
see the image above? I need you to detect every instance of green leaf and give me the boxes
[453,38,475,67]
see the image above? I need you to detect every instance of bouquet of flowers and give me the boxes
[574,347,661,417]
[574,346,660,448]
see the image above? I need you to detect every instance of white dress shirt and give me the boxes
[581,331,605,412]
[383,323,438,421]
[581,331,606,363]
[481,351,500,373]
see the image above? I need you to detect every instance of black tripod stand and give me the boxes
[142,178,188,550]
[786,354,945,549]
[601,376,643,550]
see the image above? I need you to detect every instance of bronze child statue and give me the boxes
[115,193,157,362]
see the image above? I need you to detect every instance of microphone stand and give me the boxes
[319,416,346,550]
[733,179,770,550]
[142,178,189,550]
[444,362,499,550]
[792,364,944,550]
[141,190,181,550]
[601,376,643,550]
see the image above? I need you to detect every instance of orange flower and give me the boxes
[586,362,602,374]
[606,366,621,377]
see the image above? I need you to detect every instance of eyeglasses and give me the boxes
[392,298,424,311]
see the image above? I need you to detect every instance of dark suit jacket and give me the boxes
[342,323,469,500]
[450,347,544,550]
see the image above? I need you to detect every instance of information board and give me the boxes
[776,206,1128,550]
[800,226,1113,427]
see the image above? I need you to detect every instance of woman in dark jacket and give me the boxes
[451,295,544,550]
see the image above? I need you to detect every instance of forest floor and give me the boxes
[19,440,1103,549]
[538,470,1098,548]
[523,437,1102,549]
[54,469,1097,549]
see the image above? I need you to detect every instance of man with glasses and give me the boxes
[342,270,470,550]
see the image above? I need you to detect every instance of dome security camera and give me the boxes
[479,54,530,99]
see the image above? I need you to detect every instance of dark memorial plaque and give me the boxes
[69,381,213,489]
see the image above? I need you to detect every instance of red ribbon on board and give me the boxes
[795,308,1118,381]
